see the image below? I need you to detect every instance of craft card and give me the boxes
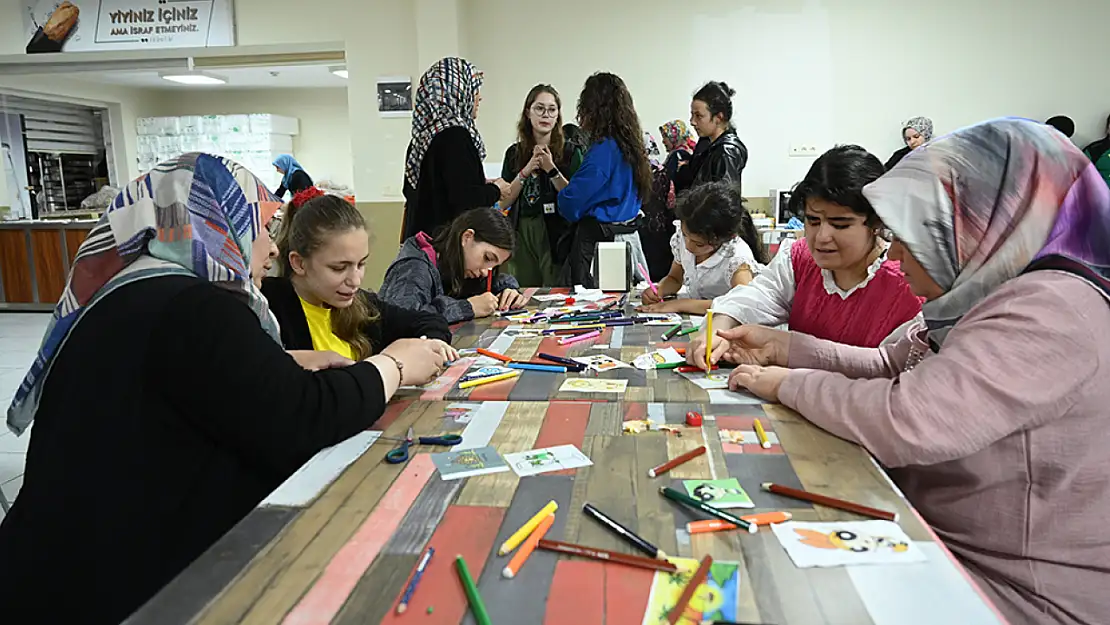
[532,293,570,302]
[641,557,741,625]
[632,347,685,370]
[500,327,541,337]
[572,354,632,372]
[559,378,629,394]
[678,369,731,390]
[771,521,927,568]
[443,403,482,424]
[504,444,593,477]
[681,478,754,509]
[430,446,509,480]
[635,312,683,326]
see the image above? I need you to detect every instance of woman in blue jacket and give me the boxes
[557,72,653,288]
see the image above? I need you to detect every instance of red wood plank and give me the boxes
[604,563,655,625]
[544,560,605,625]
[419,360,472,401]
[467,372,519,401]
[533,402,593,475]
[624,403,648,422]
[375,399,414,431]
[379,505,504,625]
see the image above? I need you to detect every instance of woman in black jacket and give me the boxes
[674,81,748,193]
[0,154,448,625]
[401,57,511,242]
[263,188,455,359]
[273,154,314,198]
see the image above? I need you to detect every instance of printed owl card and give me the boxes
[641,557,740,625]
[681,478,754,509]
[771,521,927,568]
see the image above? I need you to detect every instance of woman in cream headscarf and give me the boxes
[884,115,933,170]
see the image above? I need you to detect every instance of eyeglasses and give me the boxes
[531,105,559,118]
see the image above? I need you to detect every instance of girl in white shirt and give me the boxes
[639,182,767,314]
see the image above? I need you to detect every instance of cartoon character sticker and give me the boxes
[771,521,926,568]
[794,528,909,553]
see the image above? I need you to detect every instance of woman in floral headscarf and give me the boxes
[401,57,510,242]
[884,115,933,170]
[722,119,1110,625]
[659,119,698,180]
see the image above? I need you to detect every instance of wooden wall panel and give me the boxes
[31,230,66,304]
[65,228,89,267]
[0,230,33,303]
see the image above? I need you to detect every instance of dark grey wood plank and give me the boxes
[507,369,561,401]
[124,506,298,625]
[724,453,814,509]
[584,401,622,436]
[461,474,575,625]
[383,477,462,556]
[332,553,420,625]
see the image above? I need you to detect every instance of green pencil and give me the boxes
[655,361,683,370]
[677,326,700,337]
[659,486,757,533]
[661,323,683,341]
[455,555,492,625]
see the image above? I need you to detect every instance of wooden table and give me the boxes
[128,302,1004,625]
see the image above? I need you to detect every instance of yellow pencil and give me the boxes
[458,370,521,389]
[753,418,771,449]
[705,309,714,371]
[568,323,606,330]
[498,501,559,555]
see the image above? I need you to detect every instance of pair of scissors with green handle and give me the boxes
[383,427,463,464]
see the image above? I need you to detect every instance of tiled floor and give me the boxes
[0,313,51,520]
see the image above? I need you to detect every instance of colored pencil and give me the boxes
[498,501,558,555]
[647,446,706,478]
[538,353,585,369]
[396,546,434,614]
[661,323,683,341]
[686,512,793,534]
[753,418,771,449]
[502,512,555,578]
[486,271,492,293]
[660,487,757,533]
[761,482,898,522]
[559,330,600,345]
[583,503,665,560]
[476,348,512,363]
[677,326,700,337]
[537,539,679,573]
[705,309,713,371]
[668,555,713,625]
[565,323,607,330]
[496,308,529,317]
[655,361,683,370]
[455,556,491,625]
[676,365,719,373]
[601,319,635,327]
[636,262,659,297]
[458,370,520,389]
[508,362,566,373]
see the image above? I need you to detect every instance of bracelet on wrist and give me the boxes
[547,168,561,178]
[379,352,405,382]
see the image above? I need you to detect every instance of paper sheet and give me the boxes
[641,557,741,625]
[505,444,593,476]
[772,521,927,568]
[707,389,764,404]
[532,293,570,302]
[681,478,754,509]
[678,369,731,389]
[635,313,683,326]
[559,378,629,394]
[632,347,685,370]
[572,354,632,372]
[261,430,382,507]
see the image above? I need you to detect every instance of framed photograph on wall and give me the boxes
[377,77,413,118]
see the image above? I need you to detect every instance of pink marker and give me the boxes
[559,329,601,345]
[636,262,659,297]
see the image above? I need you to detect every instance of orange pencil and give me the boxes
[476,348,512,363]
[667,555,713,625]
[686,512,793,534]
[502,512,554,579]
[647,445,706,478]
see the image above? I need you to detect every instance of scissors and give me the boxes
[383,427,463,464]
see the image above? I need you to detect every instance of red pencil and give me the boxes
[762,482,898,522]
[487,271,492,292]
[476,348,512,363]
[536,539,678,573]
[667,555,713,625]
[647,446,706,478]
[675,365,719,373]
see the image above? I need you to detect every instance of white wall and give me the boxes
[464,0,1110,195]
[141,88,354,188]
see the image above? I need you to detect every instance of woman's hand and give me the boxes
[637,300,681,313]
[497,288,527,310]
[381,339,448,387]
[521,154,543,179]
[728,365,789,403]
[493,178,512,203]
[685,332,731,370]
[468,292,499,318]
[536,145,556,172]
[286,350,354,371]
[715,325,791,367]
[427,338,460,363]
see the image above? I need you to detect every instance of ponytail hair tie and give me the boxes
[291,187,324,209]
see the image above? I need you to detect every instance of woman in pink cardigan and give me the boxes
[723,119,1110,625]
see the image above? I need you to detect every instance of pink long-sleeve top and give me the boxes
[778,270,1110,625]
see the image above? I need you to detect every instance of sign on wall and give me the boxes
[23,0,235,54]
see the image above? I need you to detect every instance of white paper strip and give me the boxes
[261,430,382,507]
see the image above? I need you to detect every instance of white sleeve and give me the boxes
[710,238,796,327]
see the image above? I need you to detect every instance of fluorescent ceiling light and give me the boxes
[330,66,348,79]
[160,71,226,85]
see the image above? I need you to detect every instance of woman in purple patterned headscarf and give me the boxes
[721,118,1110,624]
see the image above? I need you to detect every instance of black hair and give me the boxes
[674,182,768,265]
[692,81,737,126]
[788,145,885,226]
[431,207,516,296]
[1045,115,1075,138]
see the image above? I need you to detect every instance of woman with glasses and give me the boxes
[498,84,585,286]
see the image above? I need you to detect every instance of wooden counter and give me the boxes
[0,220,95,310]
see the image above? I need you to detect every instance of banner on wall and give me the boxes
[23,0,235,54]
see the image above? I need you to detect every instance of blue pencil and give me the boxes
[508,362,567,373]
[397,546,434,614]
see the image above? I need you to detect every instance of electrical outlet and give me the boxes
[789,144,820,157]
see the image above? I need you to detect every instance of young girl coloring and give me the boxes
[639,182,767,314]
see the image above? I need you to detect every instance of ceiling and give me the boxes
[64,64,348,90]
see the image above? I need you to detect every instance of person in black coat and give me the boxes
[401,57,511,242]
[884,116,933,170]
[674,81,748,193]
[273,154,314,198]
[0,154,448,625]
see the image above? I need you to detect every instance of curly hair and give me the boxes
[576,72,653,202]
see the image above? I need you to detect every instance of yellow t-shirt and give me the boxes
[299,297,356,360]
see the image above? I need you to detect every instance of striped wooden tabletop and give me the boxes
[127,297,1004,624]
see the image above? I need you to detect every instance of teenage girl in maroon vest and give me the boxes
[688,145,923,369]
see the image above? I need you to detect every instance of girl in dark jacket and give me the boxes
[674,81,748,192]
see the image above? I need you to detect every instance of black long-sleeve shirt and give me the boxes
[0,276,391,625]
[275,169,314,198]
[401,127,501,242]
